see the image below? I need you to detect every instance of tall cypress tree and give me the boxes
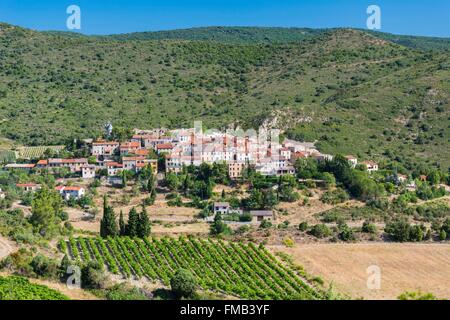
[127,207,139,237]
[119,210,126,236]
[100,195,118,238]
[137,205,151,238]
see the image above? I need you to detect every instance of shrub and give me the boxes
[170,269,197,299]
[362,221,377,234]
[282,237,295,247]
[298,222,308,231]
[309,224,332,238]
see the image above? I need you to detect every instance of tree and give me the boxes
[137,206,151,238]
[309,224,332,238]
[164,172,180,191]
[30,186,63,232]
[439,229,447,241]
[119,210,126,236]
[385,220,410,242]
[121,171,127,189]
[126,207,139,237]
[170,269,197,299]
[210,212,230,235]
[100,195,118,238]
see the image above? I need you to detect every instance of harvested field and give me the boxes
[270,243,450,300]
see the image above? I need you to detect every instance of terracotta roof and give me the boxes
[106,162,123,168]
[16,183,37,188]
[37,160,48,165]
[157,143,173,150]
[133,149,149,156]
[120,141,141,149]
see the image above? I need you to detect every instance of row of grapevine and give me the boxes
[17,145,65,159]
[60,237,323,300]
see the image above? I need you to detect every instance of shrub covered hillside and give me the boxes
[0,23,449,168]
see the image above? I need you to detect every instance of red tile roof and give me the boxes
[156,143,173,150]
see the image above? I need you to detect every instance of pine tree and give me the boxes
[119,210,126,236]
[100,195,118,238]
[137,205,151,238]
[126,207,139,237]
[122,171,127,189]
[221,189,226,199]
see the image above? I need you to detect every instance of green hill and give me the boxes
[0,23,449,169]
[99,26,450,51]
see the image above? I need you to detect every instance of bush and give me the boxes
[30,254,59,279]
[298,222,308,232]
[362,221,377,234]
[338,224,355,242]
[320,188,349,205]
[259,219,272,229]
[170,269,197,299]
[81,261,107,289]
[282,237,295,247]
[309,224,332,238]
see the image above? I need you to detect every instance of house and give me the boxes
[4,164,35,172]
[81,165,96,179]
[122,157,157,173]
[106,162,123,176]
[214,202,230,215]
[91,141,119,157]
[345,155,358,168]
[397,174,408,184]
[228,162,246,179]
[47,158,88,173]
[250,210,274,224]
[119,141,141,155]
[362,161,379,173]
[276,166,295,176]
[156,143,174,154]
[406,180,417,191]
[280,148,292,160]
[16,183,40,192]
[56,186,85,200]
[36,159,49,169]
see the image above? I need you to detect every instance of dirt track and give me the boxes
[0,236,16,260]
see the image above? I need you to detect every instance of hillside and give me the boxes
[101,26,450,51]
[0,23,449,169]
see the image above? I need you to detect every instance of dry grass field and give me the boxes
[270,243,450,300]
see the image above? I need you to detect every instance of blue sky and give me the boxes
[1,0,449,37]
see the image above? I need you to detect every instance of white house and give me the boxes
[345,155,358,168]
[362,161,379,173]
[56,186,85,200]
[213,202,230,215]
[81,165,96,179]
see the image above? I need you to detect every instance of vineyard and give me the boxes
[60,237,325,300]
[0,276,69,300]
[17,145,65,159]
[0,150,15,163]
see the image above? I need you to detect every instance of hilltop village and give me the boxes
[0,124,448,246]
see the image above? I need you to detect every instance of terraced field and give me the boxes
[60,236,324,300]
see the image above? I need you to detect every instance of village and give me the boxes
[0,124,390,231]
